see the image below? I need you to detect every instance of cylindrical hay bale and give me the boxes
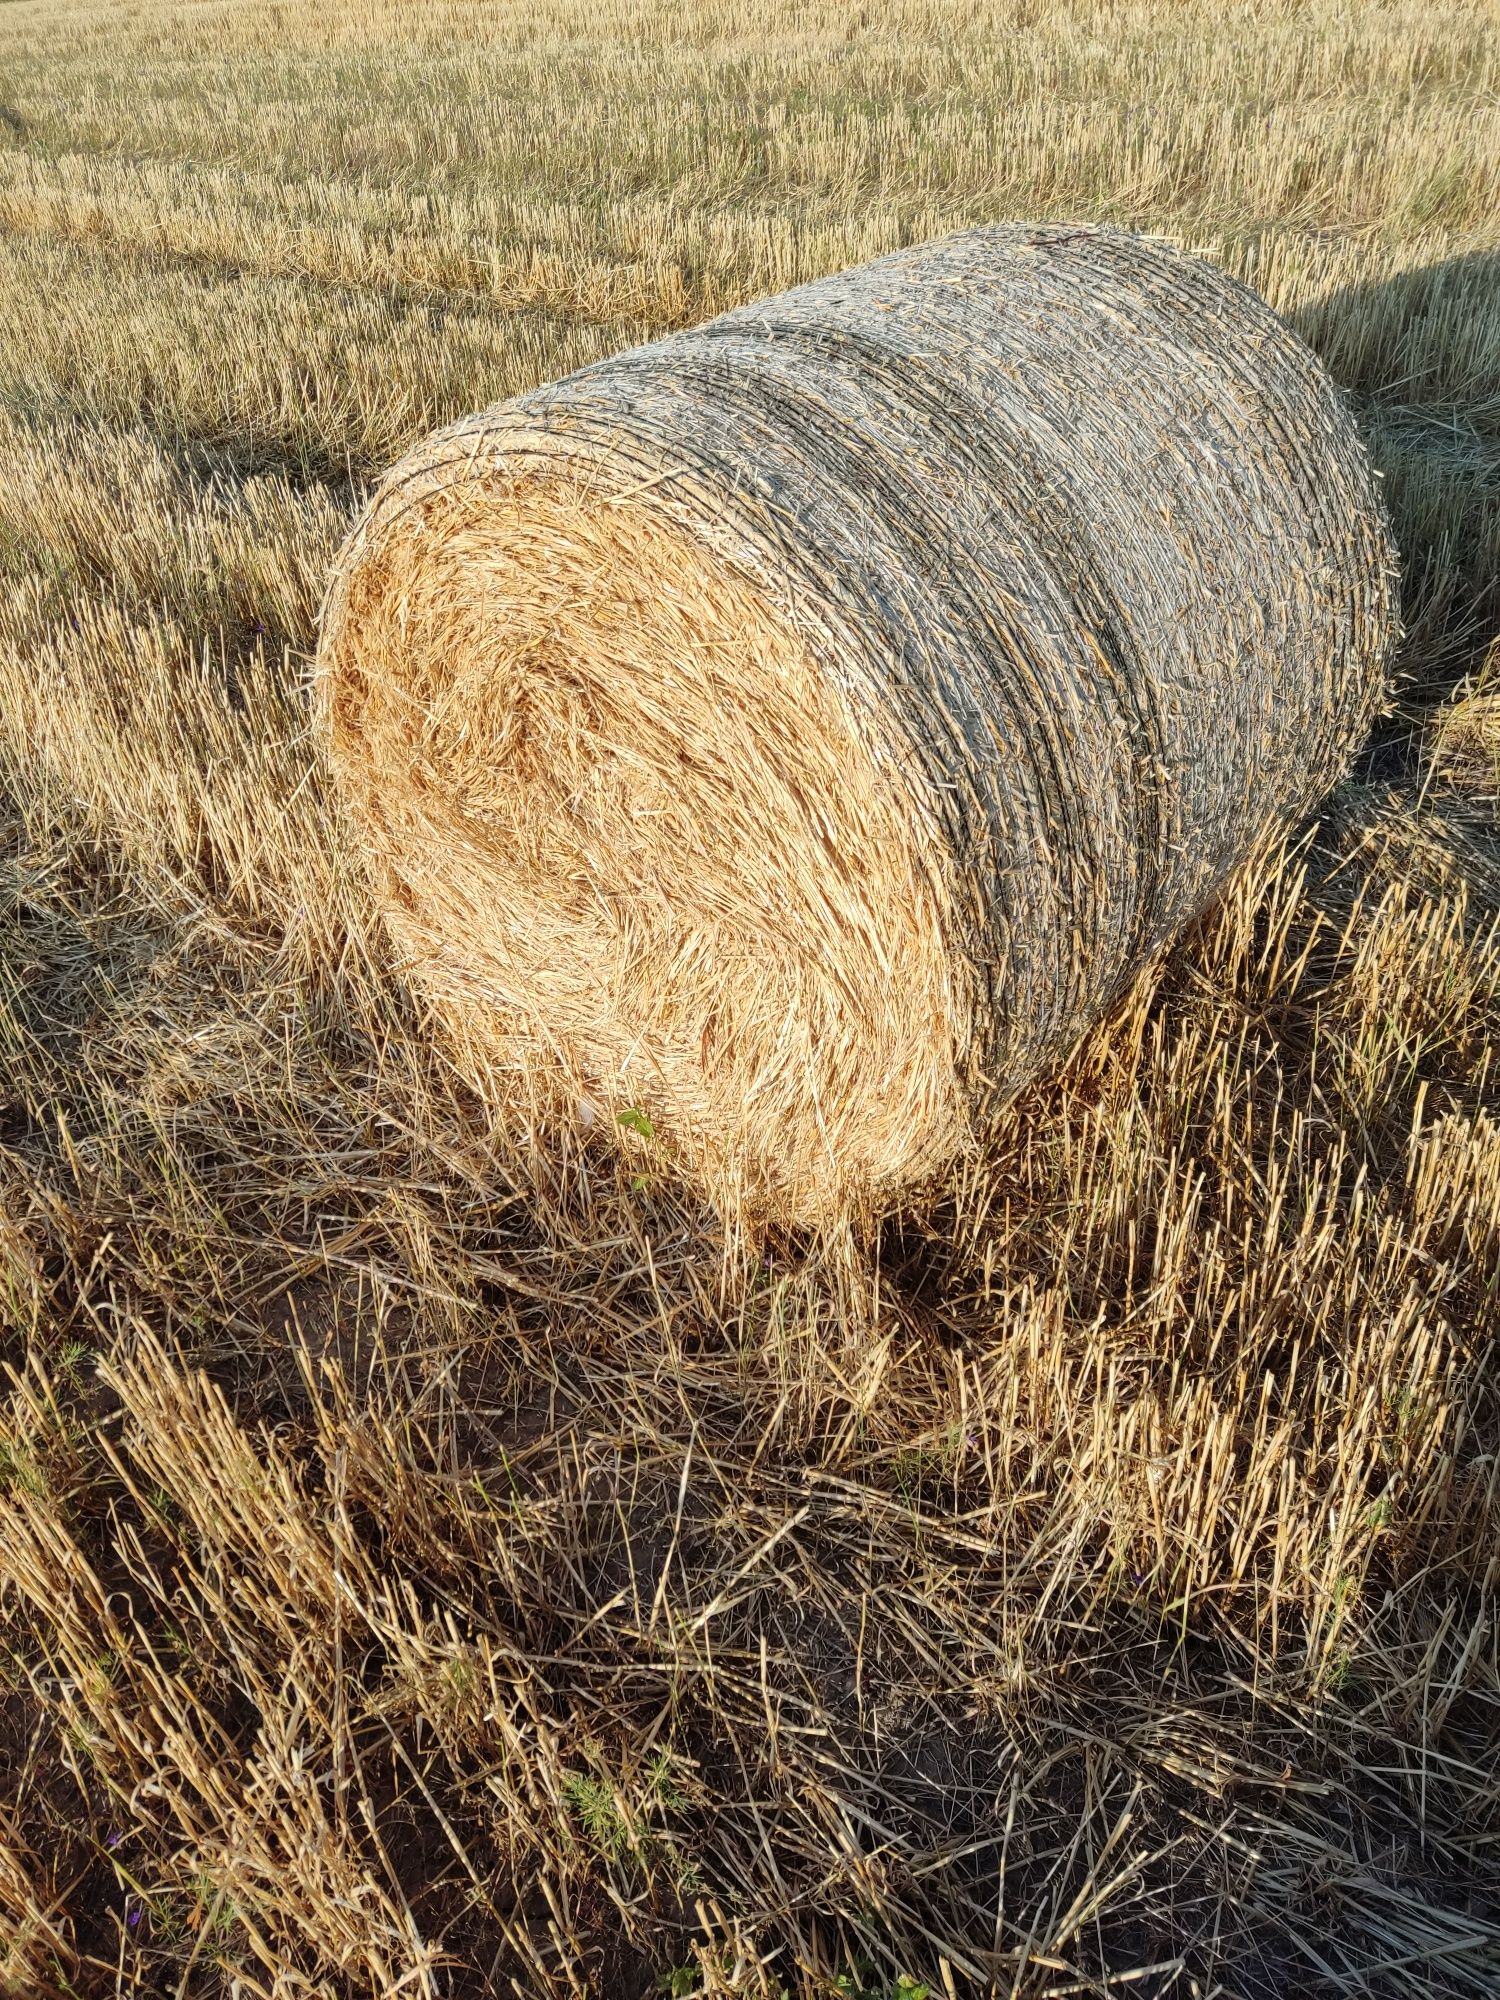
[317,224,1397,1224]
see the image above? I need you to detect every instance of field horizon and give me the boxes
[1,2,1499,1995]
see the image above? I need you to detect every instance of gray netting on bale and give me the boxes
[317,223,1399,1226]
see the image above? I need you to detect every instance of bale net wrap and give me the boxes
[317,224,1398,1224]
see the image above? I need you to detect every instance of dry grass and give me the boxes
[0,0,1498,1994]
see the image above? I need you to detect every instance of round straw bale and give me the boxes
[317,223,1398,1225]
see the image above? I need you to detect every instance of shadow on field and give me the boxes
[1290,246,1500,722]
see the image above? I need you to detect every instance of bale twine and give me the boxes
[317,224,1398,1225]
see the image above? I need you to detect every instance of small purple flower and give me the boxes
[127,1904,141,1928]
[106,1830,123,1850]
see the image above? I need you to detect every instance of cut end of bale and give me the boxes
[322,467,968,1223]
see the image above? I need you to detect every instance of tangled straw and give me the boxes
[317,224,1398,1225]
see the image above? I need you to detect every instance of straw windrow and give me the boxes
[318,222,1399,1222]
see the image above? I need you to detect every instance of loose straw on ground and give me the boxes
[317,224,1399,1226]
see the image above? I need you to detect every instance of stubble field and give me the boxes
[1,2,1498,1995]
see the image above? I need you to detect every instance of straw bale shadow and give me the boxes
[1292,246,1500,725]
